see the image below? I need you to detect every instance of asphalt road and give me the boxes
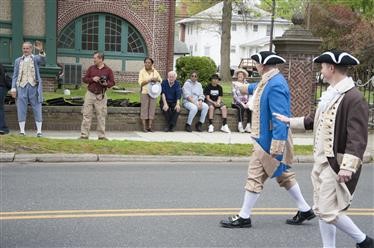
[1,162,373,248]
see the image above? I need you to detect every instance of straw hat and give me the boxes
[233,68,249,78]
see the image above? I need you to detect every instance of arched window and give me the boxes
[57,13,147,63]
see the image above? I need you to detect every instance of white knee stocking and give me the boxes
[319,219,336,248]
[238,190,260,219]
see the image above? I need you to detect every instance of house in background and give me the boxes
[0,0,175,87]
[173,39,190,71]
[177,0,291,68]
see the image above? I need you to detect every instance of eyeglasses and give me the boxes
[191,75,197,77]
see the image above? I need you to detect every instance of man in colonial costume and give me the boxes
[275,51,373,248]
[220,51,315,228]
[11,41,45,137]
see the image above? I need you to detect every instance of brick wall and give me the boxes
[4,105,243,132]
[57,0,175,80]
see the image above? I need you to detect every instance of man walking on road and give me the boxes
[220,51,315,228]
[275,51,373,248]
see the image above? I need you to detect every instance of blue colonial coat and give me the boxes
[248,70,293,177]
[12,54,45,103]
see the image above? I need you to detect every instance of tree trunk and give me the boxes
[220,0,232,82]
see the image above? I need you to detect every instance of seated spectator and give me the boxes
[160,71,181,132]
[182,71,208,132]
[204,74,230,133]
[232,69,252,133]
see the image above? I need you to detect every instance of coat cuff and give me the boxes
[340,153,361,173]
[289,117,305,130]
[270,139,286,155]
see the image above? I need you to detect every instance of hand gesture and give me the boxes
[162,104,169,112]
[175,104,180,112]
[93,76,100,82]
[337,169,353,183]
[34,40,44,51]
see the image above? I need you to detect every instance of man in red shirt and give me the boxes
[80,51,115,140]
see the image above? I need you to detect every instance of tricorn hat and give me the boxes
[147,82,162,99]
[313,51,359,65]
[250,51,286,65]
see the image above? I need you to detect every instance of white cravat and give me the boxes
[318,86,340,112]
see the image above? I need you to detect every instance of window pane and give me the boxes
[105,15,121,52]
[57,22,75,49]
[127,25,145,53]
[81,14,99,50]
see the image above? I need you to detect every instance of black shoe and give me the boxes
[164,127,169,132]
[195,122,203,132]
[220,215,252,228]
[357,236,374,248]
[185,124,192,132]
[286,209,316,225]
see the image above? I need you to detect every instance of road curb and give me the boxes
[1,152,372,164]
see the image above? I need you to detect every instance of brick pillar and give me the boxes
[273,14,322,117]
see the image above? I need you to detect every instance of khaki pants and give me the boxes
[140,94,156,120]
[245,147,296,193]
[80,91,107,138]
[311,161,352,223]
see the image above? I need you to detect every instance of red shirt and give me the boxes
[83,64,115,94]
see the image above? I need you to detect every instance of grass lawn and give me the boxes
[0,135,313,156]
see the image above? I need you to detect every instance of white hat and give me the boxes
[147,82,162,98]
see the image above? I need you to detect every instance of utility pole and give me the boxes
[269,0,275,52]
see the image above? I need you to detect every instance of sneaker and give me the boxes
[356,235,373,248]
[98,137,109,141]
[208,124,214,133]
[19,132,25,136]
[286,209,316,225]
[185,124,192,132]
[244,123,252,133]
[220,124,230,133]
[220,215,252,228]
[238,122,244,133]
[195,122,203,132]
[36,133,43,138]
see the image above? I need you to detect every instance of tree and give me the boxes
[220,0,232,82]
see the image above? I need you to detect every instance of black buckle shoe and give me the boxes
[356,236,374,248]
[185,124,192,132]
[286,209,316,225]
[195,122,203,132]
[220,215,252,228]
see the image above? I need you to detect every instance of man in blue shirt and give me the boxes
[160,71,181,132]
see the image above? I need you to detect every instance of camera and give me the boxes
[99,75,108,86]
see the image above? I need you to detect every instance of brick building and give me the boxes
[0,0,176,87]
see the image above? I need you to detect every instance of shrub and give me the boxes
[175,56,217,86]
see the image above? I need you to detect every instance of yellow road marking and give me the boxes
[0,208,373,220]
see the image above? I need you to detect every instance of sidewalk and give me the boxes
[9,130,316,145]
[1,130,373,163]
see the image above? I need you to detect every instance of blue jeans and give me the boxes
[0,86,10,133]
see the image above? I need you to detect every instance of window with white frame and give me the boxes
[266,25,271,36]
[204,46,210,56]
[230,45,236,53]
[232,23,237,31]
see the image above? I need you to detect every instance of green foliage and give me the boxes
[175,56,217,85]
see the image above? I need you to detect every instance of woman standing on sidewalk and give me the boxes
[138,57,162,132]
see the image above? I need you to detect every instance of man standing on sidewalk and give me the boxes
[275,51,372,248]
[220,51,315,229]
[80,51,115,140]
[11,41,45,137]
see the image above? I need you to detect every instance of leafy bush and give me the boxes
[175,56,217,86]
